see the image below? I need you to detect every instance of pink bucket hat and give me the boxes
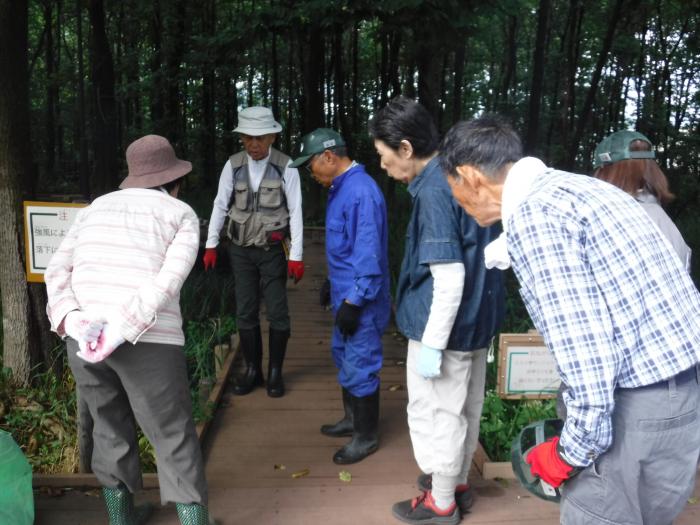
[120,135,192,189]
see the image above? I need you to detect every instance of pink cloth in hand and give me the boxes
[76,321,126,363]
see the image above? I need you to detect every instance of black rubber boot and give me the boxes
[332,389,379,464]
[267,328,289,397]
[321,387,353,437]
[102,486,153,525]
[232,326,263,396]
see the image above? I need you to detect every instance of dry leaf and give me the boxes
[291,468,310,479]
[388,384,403,391]
[274,464,286,470]
[688,497,698,505]
[339,470,352,482]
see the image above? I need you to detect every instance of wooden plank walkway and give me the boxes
[35,229,700,524]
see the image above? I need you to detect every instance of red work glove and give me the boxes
[203,248,217,270]
[269,231,284,243]
[525,436,574,488]
[288,260,304,283]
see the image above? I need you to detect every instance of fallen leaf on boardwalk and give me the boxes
[38,486,64,497]
[291,468,310,479]
[339,470,352,482]
[395,360,405,366]
[274,464,286,470]
[388,384,403,391]
[688,497,698,505]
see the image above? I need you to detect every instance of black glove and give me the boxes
[335,301,362,338]
[320,278,331,308]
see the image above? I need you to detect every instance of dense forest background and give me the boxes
[1,0,700,384]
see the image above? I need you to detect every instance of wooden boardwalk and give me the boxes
[35,230,700,524]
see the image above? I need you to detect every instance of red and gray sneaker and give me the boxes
[391,490,460,525]
[417,474,473,514]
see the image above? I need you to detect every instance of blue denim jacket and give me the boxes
[326,163,391,324]
[395,157,504,351]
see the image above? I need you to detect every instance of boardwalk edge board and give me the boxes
[32,332,240,488]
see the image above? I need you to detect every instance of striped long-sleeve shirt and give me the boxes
[45,188,199,346]
[506,167,700,467]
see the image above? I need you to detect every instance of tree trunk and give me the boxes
[0,0,33,386]
[524,0,551,155]
[44,1,57,180]
[76,0,89,197]
[300,26,324,219]
[332,24,348,138]
[87,0,119,195]
[452,41,466,122]
[566,0,625,168]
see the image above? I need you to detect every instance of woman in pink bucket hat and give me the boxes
[45,135,213,524]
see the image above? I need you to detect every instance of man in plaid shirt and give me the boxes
[439,115,700,525]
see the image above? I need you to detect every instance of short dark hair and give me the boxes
[439,114,523,180]
[148,176,184,193]
[368,96,438,158]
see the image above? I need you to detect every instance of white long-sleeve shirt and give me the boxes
[422,262,466,349]
[205,151,303,261]
[45,188,199,345]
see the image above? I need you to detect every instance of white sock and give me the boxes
[431,473,458,511]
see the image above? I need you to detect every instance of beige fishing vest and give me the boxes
[225,148,290,247]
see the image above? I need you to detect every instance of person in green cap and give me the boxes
[593,130,691,270]
[291,128,391,464]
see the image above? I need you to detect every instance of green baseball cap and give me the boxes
[290,128,346,168]
[593,130,655,168]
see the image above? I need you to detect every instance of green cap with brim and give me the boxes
[593,130,655,168]
[290,128,346,168]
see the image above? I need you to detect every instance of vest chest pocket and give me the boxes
[233,180,249,210]
[258,179,283,209]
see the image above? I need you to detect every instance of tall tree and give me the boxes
[87,0,118,195]
[0,0,33,385]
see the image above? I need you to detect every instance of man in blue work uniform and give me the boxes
[291,128,391,464]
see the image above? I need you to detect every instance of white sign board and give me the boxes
[497,333,560,399]
[24,201,87,283]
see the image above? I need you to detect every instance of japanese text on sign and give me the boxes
[24,201,87,283]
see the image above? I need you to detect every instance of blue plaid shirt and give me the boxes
[507,168,700,467]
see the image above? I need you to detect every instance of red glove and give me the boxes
[525,437,574,488]
[203,248,217,270]
[269,231,284,243]
[288,260,304,283]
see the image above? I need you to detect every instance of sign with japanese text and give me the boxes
[23,201,87,283]
[496,333,560,399]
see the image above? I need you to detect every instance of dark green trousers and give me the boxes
[227,242,290,332]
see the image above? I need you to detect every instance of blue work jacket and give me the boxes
[395,157,504,351]
[326,163,391,322]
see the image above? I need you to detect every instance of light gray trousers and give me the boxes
[67,339,208,506]
[560,364,700,525]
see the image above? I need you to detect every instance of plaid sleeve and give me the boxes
[509,201,619,467]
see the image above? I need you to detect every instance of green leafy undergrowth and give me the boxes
[0,362,79,473]
[480,390,557,462]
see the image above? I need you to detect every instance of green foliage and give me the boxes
[0,357,78,474]
[480,390,557,462]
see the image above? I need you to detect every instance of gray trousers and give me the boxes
[560,365,700,525]
[67,340,208,506]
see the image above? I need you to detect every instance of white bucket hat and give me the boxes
[233,106,282,136]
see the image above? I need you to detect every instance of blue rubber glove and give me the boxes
[416,344,442,379]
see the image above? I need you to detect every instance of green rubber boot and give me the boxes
[175,503,211,525]
[102,487,153,525]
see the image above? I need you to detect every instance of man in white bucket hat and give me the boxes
[203,106,304,398]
